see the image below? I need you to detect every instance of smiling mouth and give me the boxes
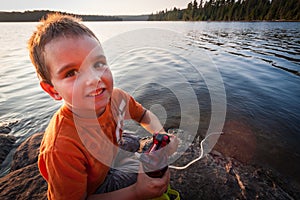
[88,88,105,97]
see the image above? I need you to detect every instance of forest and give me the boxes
[0,10,122,22]
[148,0,300,21]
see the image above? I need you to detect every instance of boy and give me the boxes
[28,13,177,199]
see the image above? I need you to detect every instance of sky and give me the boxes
[0,0,196,16]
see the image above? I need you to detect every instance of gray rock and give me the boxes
[170,143,300,200]
[0,134,16,165]
[0,120,19,135]
[0,127,11,134]
[1,131,300,200]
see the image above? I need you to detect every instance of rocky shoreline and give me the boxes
[0,130,47,199]
[1,122,300,199]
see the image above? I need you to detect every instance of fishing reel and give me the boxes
[140,133,170,178]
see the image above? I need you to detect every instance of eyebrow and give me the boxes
[56,63,77,76]
[94,55,107,62]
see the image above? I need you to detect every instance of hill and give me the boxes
[116,15,149,21]
[0,10,124,22]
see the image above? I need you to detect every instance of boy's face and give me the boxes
[41,35,113,117]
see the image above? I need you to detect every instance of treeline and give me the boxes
[148,0,300,21]
[0,10,122,22]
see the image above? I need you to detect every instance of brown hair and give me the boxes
[28,12,99,85]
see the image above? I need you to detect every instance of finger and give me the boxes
[160,185,168,196]
[157,168,170,186]
[165,169,170,183]
[138,163,144,174]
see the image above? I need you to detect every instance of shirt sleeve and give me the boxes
[127,94,147,122]
[38,139,88,200]
[111,88,146,123]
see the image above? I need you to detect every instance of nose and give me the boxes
[85,68,101,86]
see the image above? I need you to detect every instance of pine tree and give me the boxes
[148,0,299,21]
[183,2,193,21]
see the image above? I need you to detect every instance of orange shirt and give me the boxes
[38,88,145,200]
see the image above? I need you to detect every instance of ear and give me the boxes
[40,81,62,100]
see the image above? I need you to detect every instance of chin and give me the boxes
[94,101,109,113]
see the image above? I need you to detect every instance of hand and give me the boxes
[134,164,170,199]
[166,134,179,156]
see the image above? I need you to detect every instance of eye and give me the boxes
[94,62,107,69]
[65,69,78,78]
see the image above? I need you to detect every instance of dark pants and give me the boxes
[95,132,151,193]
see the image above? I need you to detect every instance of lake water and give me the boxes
[0,21,299,184]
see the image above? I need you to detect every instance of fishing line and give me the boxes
[169,131,223,170]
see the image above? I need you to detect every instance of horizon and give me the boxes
[0,9,150,17]
[0,0,196,16]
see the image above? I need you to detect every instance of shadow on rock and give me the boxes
[0,132,47,200]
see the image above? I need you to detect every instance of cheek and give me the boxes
[60,89,73,101]
[56,83,76,99]
[104,70,114,88]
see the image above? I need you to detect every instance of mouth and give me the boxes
[88,88,105,97]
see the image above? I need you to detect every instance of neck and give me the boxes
[65,105,106,119]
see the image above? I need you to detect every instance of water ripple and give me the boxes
[186,23,300,77]
[1,21,300,182]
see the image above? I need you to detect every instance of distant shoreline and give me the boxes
[1,10,299,22]
[0,10,149,22]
